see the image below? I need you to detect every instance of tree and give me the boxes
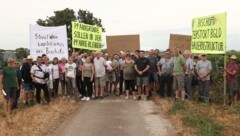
[15,47,29,60]
[36,8,105,54]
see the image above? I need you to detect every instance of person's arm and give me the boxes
[225,65,238,76]
[157,61,161,76]
[82,65,84,81]
[142,65,150,73]
[0,74,3,91]
[203,61,212,78]
[91,64,95,81]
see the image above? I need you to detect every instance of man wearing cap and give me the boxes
[21,55,35,105]
[196,54,212,97]
[225,55,239,106]
[0,58,18,114]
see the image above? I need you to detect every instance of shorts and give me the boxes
[149,72,158,83]
[106,73,116,82]
[24,82,35,92]
[125,80,135,91]
[173,74,185,91]
[95,76,106,87]
[136,76,149,86]
[228,82,238,97]
[47,80,53,89]
[3,88,16,100]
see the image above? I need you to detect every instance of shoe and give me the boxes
[99,96,103,99]
[81,97,87,101]
[78,94,82,98]
[86,97,90,101]
[25,101,28,106]
[125,96,129,100]
[146,96,151,101]
[138,96,141,100]
[133,96,137,100]
[63,96,66,99]
[67,96,70,99]
[94,96,99,99]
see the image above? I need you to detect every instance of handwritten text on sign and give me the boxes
[72,22,102,51]
[191,13,226,54]
[29,25,68,60]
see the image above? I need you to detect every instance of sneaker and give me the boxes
[81,97,87,101]
[137,96,141,100]
[99,96,103,99]
[146,96,151,101]
[63,96,66,99]
[67,96,70,99]
[78,94,82,98]
[94,96,99,99]
[125,96,129,100]
[86,97,90,101]
[133,96,137,100]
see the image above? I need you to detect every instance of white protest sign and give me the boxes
[29,25,68,60]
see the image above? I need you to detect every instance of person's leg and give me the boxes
[76,75,81,95]
[125,80,130,99]
[72,78,77,97]
[42,84,50,103]
[166,76,173,97]
[159,76,165,97]
[35,83,41,104]
[119,70,123,95]
[29,83,35,103]
[136,76,142,99]
[66,77,72,97]
[86,77,92,98]
[13,89,20,109]
[100,76,105,98]
[198,80,204,96]
[95,78,99,98]
[205,80,210,97]
[53,78,59,97]
[60,79,66,97]
[173,76,179,99]
[178,75,185,100]
[4,99,9,114]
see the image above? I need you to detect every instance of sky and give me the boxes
[0,0,240,51]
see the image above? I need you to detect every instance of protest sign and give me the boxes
[72,22,102,51]
[106,35,140,54]
[29,25,68,60]
[169,34,191,52]
[191,13,227,54]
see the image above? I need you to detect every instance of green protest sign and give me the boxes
[191,13,227,54]
[72,22,102,51]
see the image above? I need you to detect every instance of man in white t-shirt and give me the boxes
[31,56,50,104]
[65,56,77,98]
[93,51,106,99]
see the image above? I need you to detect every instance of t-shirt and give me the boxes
[158,58,173,76]
[123,60,135,80]
[226,63,239,83]
[149,56,158,73]
[185,58,194,75]
[59,63,65,80]
[135,57,150,77]
[46,64,53,80]
[173,55,185,76]
[21,62,33,83]
[2,66,17,88]
[83,64,93,78]
[52,64,60,79]
[31,64,47,84]
[94,57,106,77]
[65,63,76,78]
[196,60,212,80]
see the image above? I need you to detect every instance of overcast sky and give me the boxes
[1,0,240,51]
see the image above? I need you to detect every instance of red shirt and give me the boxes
[226,63,239,83]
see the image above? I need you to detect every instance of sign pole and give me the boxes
[223,54,227,105]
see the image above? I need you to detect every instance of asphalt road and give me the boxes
[50,95,175,136]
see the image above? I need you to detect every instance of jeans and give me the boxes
[53,78,59,97]
[76,74,84,95]
[34,83,50,104]
[83,77,93,97]
[119,70,124,95]
[66,77,76,96]
[185,75,193,98]
[158,75,173,97]
[198,80,210,97]
[60,78,67,96]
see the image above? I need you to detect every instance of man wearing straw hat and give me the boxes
[225,55,239,106]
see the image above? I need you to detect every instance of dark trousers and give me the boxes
[83,77,93,97]
[53,78,59,97]
[76,75,84,95]
[12,89,20,109]
[119,70,124,95]
[35,83,50,104]
[158,76,173,97]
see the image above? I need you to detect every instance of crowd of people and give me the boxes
[0,48,239,115]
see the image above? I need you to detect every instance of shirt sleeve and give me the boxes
[180,55,186,65]
[30,65,35,74]
[208,61,212,70]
